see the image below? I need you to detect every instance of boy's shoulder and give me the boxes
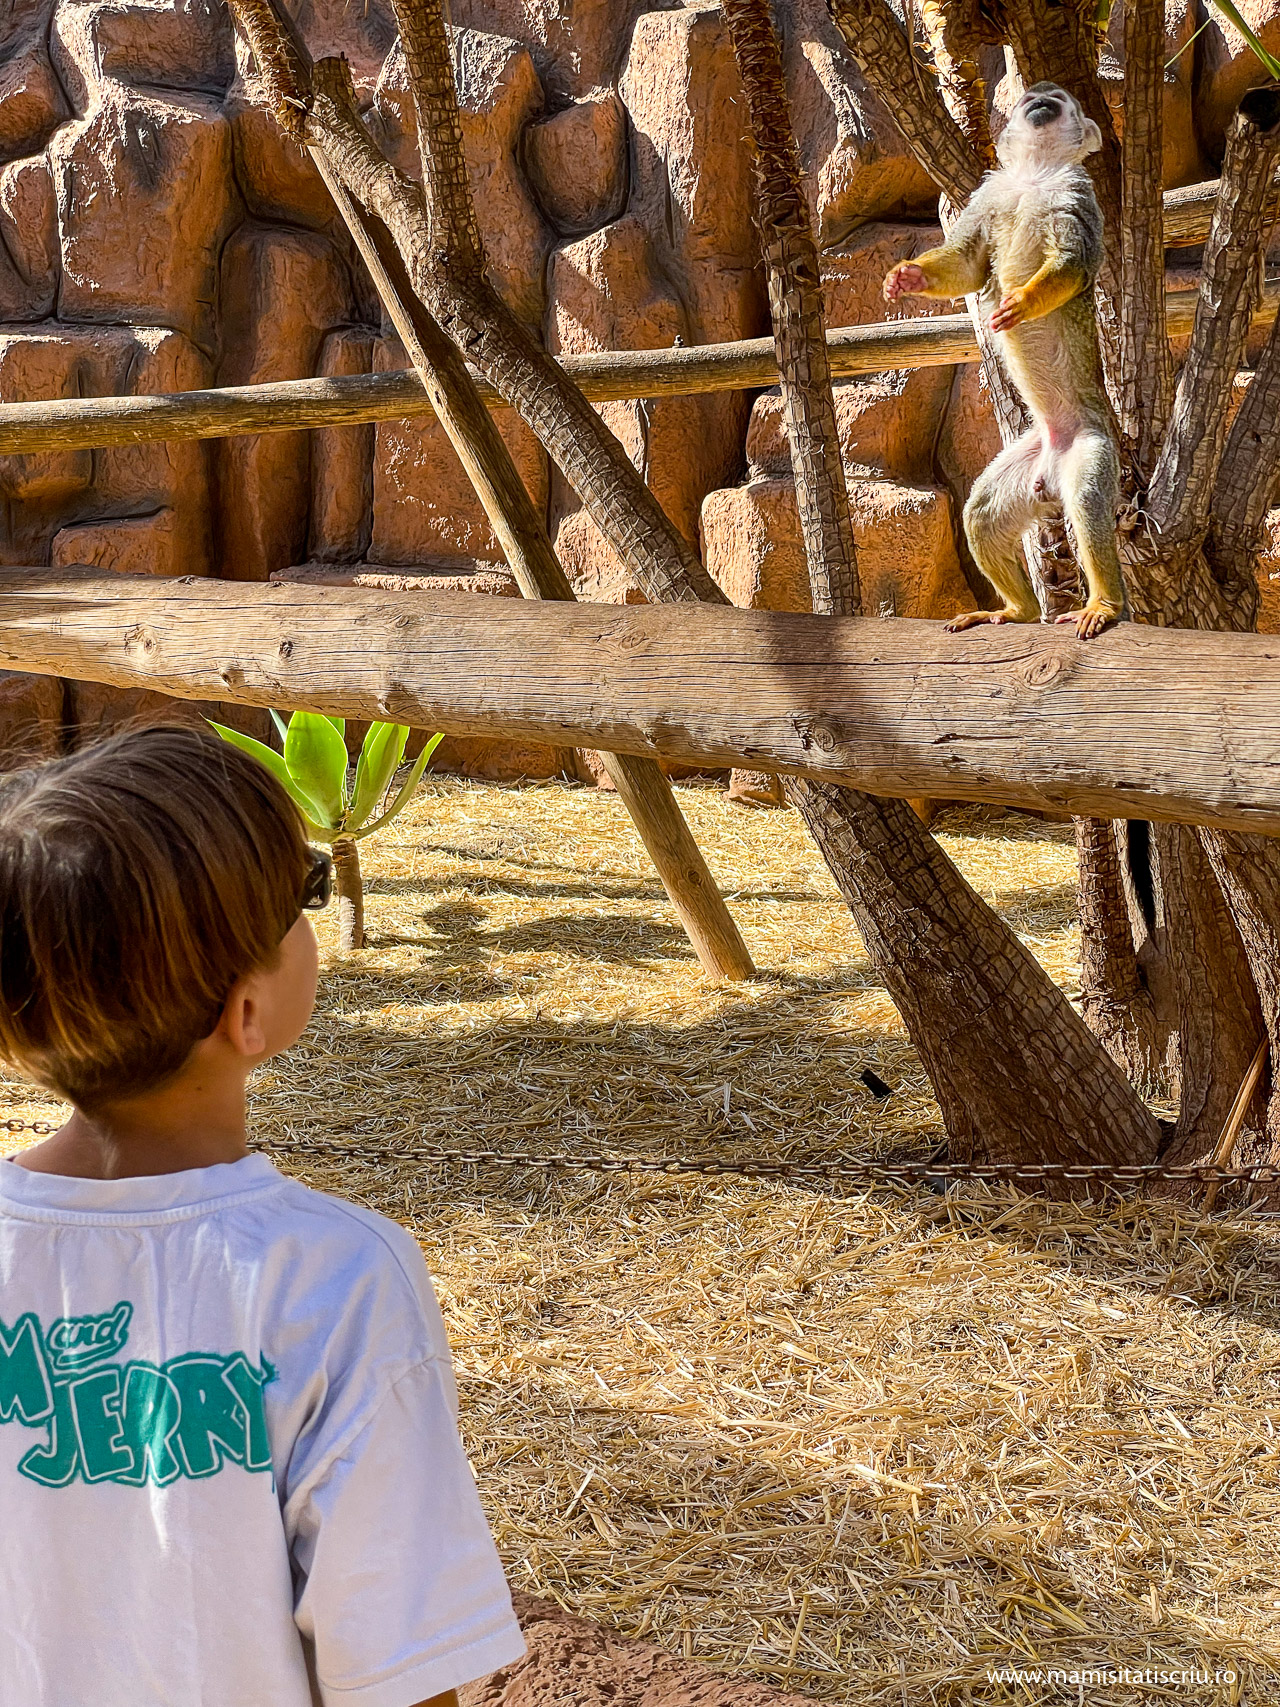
[270,1171,425,1274]
[256,1169,449,1361]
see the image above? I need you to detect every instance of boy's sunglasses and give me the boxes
[300,847,333,912]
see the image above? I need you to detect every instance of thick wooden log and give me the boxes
[3,572,1280,835]
[0,283,1268,458]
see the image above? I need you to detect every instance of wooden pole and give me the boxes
[310,153,756,981]
[0,284,1269,459]
[5,572,1280,835]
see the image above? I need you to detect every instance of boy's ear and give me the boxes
[215,974,269,1060]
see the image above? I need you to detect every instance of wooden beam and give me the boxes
[3,571,1280,835]
[0,283,1270,458]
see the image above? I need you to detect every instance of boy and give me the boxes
[0,723,526,1707]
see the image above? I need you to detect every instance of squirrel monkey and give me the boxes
[884,83,1124,640]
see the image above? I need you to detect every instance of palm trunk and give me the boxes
[724,0,1160,1169]
[331,836,364,952]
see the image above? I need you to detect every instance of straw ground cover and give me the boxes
[5,780,1278,1703]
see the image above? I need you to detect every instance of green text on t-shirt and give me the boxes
[0,1303,275,1488]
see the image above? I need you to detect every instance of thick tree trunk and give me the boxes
[791,784,1159,1166]
[723,0,1160,1169]
[331,836,364,952]
[1200,831,1280,1186]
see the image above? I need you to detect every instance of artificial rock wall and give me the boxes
[0,0,1277,771]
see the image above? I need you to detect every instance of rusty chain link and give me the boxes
[6,1116,1272,1196]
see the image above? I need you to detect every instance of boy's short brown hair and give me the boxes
[0,722,312,1110]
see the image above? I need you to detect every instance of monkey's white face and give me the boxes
[996,84,1103,172]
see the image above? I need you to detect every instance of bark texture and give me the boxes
[1075,815,1161,1085]
[722,0,858,617]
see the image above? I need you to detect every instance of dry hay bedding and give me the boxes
[6,780,1279,1704]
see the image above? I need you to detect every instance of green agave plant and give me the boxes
[210,712,444,951]
[1207,0,1280,80]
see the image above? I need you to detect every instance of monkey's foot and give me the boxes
[1053,602,1122,640]
[945,607,1035,633]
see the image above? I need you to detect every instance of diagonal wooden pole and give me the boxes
[309,141,756,981]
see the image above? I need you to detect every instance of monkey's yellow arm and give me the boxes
[993,258,1089,328]
[890,239,988,300]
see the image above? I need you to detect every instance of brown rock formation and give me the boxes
[52,89,238,348]
[0,2,68,161]
[703,471,968,622]
[1197,0,1280,158]
[371,27,549,327]
[525,92,628,235]
[215,224,352,580]
[0,155,58,319]
[309,328,376,565]
[547,214,744,601]
[370,335,548,570]
[781,0,937,247]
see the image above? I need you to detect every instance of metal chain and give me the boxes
[270,1143,1279,1189]
[5,1116,1275,1192]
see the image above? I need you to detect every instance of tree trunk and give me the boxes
[723,0,1161,1169]
[1151,821,1264,1160]
[790,783,1159,1166]
[332,836,364,952]
[1200,830,1280,1185]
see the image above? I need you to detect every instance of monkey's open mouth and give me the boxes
[1024,95,1061,127]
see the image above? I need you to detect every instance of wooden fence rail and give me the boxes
[2,572,1279,836]
[0,282,1271,458]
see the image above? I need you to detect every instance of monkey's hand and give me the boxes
[1053,598,1123,641]
[884,261,927,303]
[989,289,1029,332]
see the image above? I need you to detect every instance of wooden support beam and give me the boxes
[0,284,1269,458]
[3,572,1280,836]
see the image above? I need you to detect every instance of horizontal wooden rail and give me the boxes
[2,572,1279,835]
[0,281,1270,458]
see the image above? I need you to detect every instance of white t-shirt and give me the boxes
[0,1153,525,1707]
